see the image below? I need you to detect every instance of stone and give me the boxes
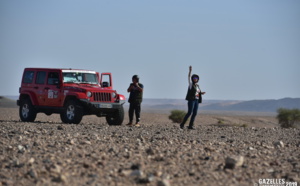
[13,159,24,168]
[28,169,37,179]
[154,170,163,177]
[131,164,141,170]
[120,170,132,177]
[136,174,155,184]
[28,158,35,164]
[157,179,171,186]
[204,156,211,160]
[130,170,143,177]
[248,147,254,150]
[67,139,75,145]
[274,141,284,148]
[51,164,62,174]
[225,156,244,169]
[255,141,261,146]
[83,163,90,168]
[189,170,195,176]
[33,141,39,147]
[57,126,63,130]
[52,174,67,183]
[146,148,155,155]
[108,147,115,153]
[84,140,92,145]
[18,145,25,153]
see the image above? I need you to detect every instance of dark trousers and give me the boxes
[182,100,199,127]
[129,101,141,123]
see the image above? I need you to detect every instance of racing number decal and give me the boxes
[48,90,58,99]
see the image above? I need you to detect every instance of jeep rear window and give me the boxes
[63,72,98,84]
[23,71,34,84]
[36,71,46,84]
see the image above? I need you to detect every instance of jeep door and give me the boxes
[34,71,47,106]
[100,73,113,89]
[44,71,63,107]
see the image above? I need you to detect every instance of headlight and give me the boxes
[86,91,92,97]
[112,92,116,98]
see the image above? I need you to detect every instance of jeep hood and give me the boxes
[64,84,116,92]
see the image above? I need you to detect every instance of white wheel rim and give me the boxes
[22,104,29,118]
[67,105,75,120]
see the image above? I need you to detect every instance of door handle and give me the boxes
[34,87,38,89]
[45,87,50,90]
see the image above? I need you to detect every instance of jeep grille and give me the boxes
[93,92,112,102]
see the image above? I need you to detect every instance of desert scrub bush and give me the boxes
[277,108,300,128]
[218,120,225,124]
[169,110,187,123]
[240,123,248,128]
[230,123,248,128]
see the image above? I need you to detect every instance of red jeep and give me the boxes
[17,68,125,125]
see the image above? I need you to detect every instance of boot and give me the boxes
[188,123,195,130]
[126,121,133,126]
[180,123,184,129]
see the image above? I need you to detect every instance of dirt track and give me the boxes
[0,108,299,186]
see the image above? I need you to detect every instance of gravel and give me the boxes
[0,108,299,186]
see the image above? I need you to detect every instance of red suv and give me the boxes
[17,68,125,125]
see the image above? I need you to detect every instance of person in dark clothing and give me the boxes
[180,66,206,130]
[127,75,144,127]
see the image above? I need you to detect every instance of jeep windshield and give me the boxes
[62,70,98,85]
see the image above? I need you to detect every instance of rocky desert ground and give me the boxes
[0,107,299,186]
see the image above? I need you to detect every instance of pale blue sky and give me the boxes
[1,0,299,100]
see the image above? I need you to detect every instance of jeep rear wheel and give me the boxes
[19,99,37,122]
[60,100,83,124]
[106,106,124,125]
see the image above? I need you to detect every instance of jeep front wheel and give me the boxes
[19,99,37,122]
[60,100,83,124]
[106,106,124,125]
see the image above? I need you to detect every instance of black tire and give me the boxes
[60,100,83,124]
[106,106,124,125]
[19,99,37,122]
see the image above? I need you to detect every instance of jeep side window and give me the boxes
[23,71,34,84]
[36,71,46,84]
[47,72,59,85]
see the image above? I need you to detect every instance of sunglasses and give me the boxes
[193,77,199,80]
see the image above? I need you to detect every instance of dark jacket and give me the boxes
[185,84,202,103]
[128,83,144,103]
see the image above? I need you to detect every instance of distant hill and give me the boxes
[200,98,300,112]
[0,96,17,108]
